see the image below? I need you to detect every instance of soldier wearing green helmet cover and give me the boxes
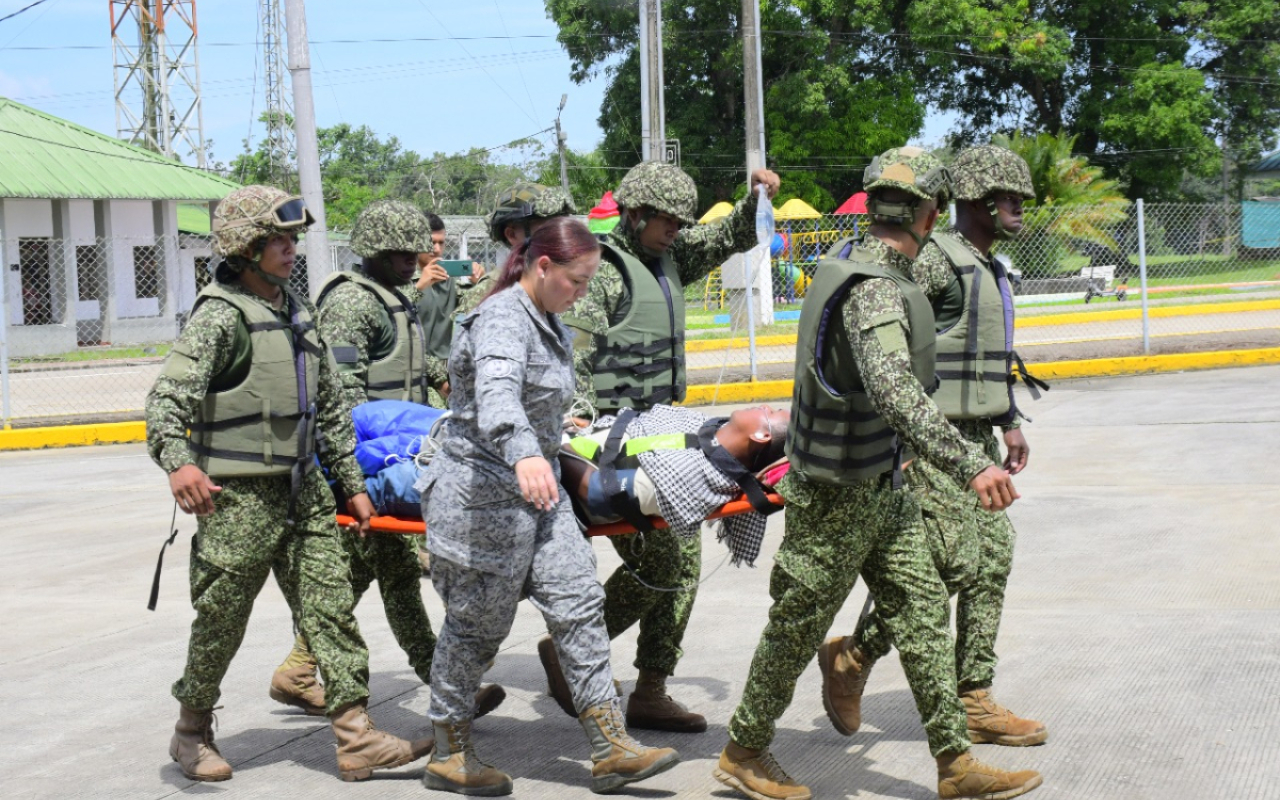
[820,144,1049,755]
[266,198,507,722]
[144,185,432,783]
[533,161,779,735]
[715,148,1042,800]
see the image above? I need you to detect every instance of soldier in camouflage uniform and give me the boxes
[820,144,1049,749]
[537,162,781,734]
[415,217,679,795]
[145,185,431,783]
[715,149,1043,800]
[266,199,505,720]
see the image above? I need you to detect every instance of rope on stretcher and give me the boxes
[335,491,784,538]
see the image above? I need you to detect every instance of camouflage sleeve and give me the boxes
[425,354,449,393]
[313,335,366,500]
[562,260,626,417]
[910,241,957,301]
[470,306,543,466]
[669,190,760,285]
[315,282,379,409]
[145,300,240,473]
[843,279,993,486]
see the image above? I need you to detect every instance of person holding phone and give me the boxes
[414,212,486,406]
[416,217,679,796]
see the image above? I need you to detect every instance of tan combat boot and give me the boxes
[626,668,707,732]
[961,689,1048,747]
[269,634,326,716]
[330,700,433,781]
[713,740,811,800]
[937,751,1042,799]
[474,684,507,719]
[579,698,680,793]
[169,705,233,782]
[816,636,873,735]
[423,719,513,796]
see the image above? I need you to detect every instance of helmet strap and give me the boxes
[623,208,666,258]
[985,197,1017,240]
[247,260,292,288]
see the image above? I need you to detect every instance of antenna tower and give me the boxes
[260,0,296,189]
[110,1,207,166]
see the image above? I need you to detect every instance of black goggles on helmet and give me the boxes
[217,195,315,233]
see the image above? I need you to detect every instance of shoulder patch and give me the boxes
[481,358,514,379]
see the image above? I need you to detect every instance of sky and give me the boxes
[0,0,952,171]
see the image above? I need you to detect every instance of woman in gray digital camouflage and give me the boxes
[416,216,680,796]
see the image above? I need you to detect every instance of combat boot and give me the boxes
[269,635,326,716]
[961,690,1048,747]
[579,698,679,793]
[537,636,577,718]
[474,684,507,719]
[816,635,873,735]
[937,751,1042,799]
[423,719,513,796]
[626,668,707,733]
[713,740,811,800]
[330,700,433,781]
[169,705,233,782]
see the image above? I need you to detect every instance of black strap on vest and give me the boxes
[695,418,783,516]
[598,409,657,535]
[385,283,431,403]
[1011,350,1050,400]
[146,502,181,610]
[286,293,318,525]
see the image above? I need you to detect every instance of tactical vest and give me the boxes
[787,248,938,485]
[590,241,686,412]
[186,283,322,480]
[316,270,428,403]
[927,232,1018,422]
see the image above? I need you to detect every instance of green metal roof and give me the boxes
[0,98,240,200]
[177,202,212,234]
[1254,151,1280,175]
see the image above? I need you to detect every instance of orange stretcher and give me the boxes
[336,491,784,539]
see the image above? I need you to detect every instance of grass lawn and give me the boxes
[18,344,171,364]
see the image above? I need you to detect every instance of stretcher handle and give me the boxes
[336,492,783,539]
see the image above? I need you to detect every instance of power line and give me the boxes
[0,0,52,25]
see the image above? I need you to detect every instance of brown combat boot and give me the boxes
[961,690,1048,747]
[579,698,680,793]
[423,719,513,796]
[816,636,873,735]
[937,751,1042,799]
[474,684,507,719]
[626,668,707,733]
[713,740,811,800]
[269,634,326,716]
[330,701,433,781]
[537,636,578,718]
[169,705,233,782]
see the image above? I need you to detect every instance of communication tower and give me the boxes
[260,0,296,188]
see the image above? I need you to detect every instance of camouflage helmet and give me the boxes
[486,182,577,243]
[350,199,432,258]
[950,145,1034,202]
[212,185,312,257]
[863,146,950,201]
[613,161,698,226]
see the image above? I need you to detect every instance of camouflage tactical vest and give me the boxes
[317,270,428,403]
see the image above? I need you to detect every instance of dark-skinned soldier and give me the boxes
[818,144,1049,750]
[145,185,431,783]
[714,148,1042,800]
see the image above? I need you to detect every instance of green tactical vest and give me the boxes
[787,247,938,485]
[316,270,427,404]
[186,283,322,479]
[930,232,1015,423]
[590,241,687,412]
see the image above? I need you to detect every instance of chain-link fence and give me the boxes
[3,202,1279,426]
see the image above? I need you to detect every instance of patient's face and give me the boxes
[727,405,789,440]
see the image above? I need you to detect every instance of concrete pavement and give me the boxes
[2,366,1279,799]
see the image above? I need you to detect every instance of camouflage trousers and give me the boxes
[727,472,970,758]
[342,534,437,684]
[428,500,613,722]
[602,528,702,676]
[855,424,1016,692]
[173,469,369,713]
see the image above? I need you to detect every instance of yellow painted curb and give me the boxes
[0,421,146,451]
[679,347,1280,406]
[686,333,797,353]
[1018,298,1280,327]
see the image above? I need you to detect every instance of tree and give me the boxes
[543,0,927,210]
[530,145,616,210]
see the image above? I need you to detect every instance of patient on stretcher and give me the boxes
[559,404,788,565]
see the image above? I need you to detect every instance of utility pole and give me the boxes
[742,0,766,178]
[283,0,332,288]
[638,0,665,162]
[555,94,570,195]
